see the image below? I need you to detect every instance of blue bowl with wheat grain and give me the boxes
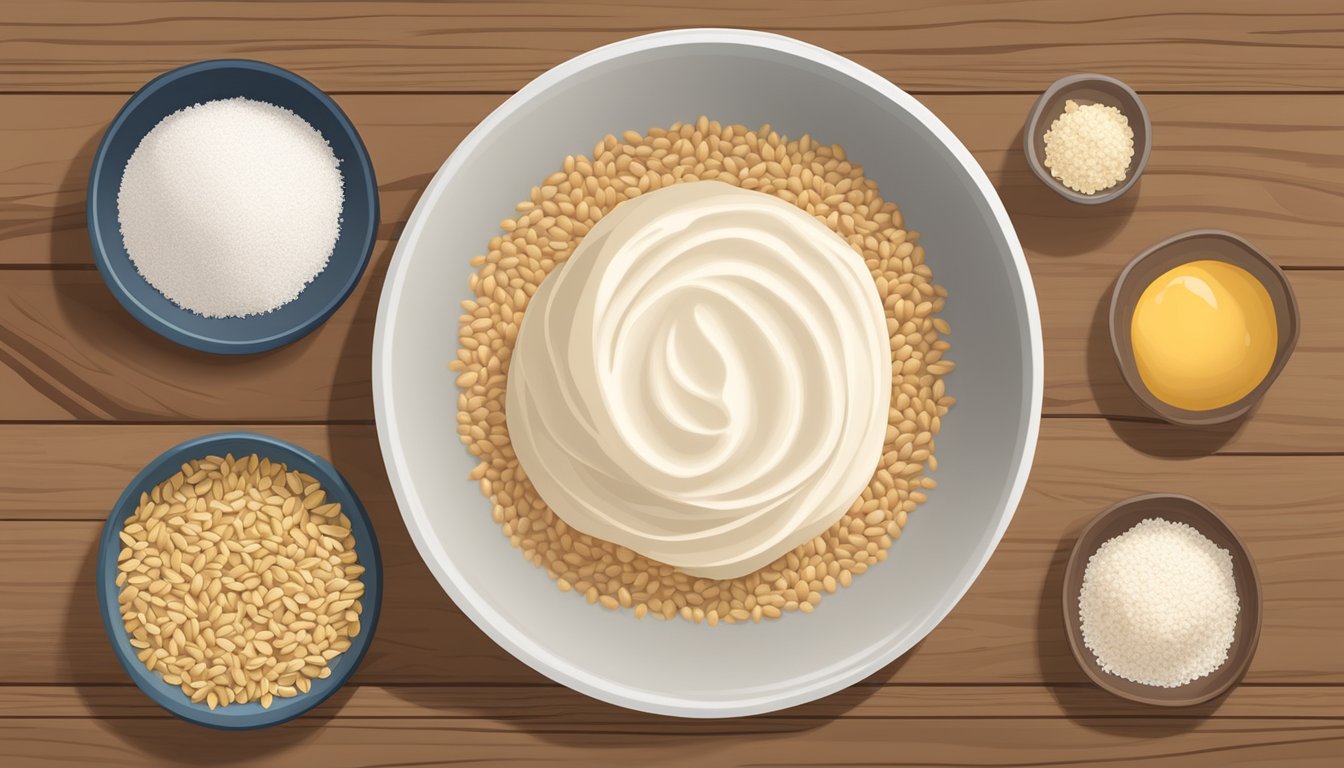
[87,59,379,354]
[96,432,382,729]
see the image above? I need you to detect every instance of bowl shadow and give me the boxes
[999,126,1139,259]
[366,623,904,748]
[50,135,101,266]
[380,659,893,747]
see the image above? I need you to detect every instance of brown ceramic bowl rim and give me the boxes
[1023,73,1151,205]
[1061,493,1263,707]
[1108,229,1301,426]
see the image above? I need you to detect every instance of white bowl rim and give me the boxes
[373,27,1044,718]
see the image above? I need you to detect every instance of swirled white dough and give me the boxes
[506,181,891,579]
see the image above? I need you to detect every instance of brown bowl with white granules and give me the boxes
[1062,494,1262,707]
[1024,73,1151,204]
[453,117,954,625]
[96,433,382,729]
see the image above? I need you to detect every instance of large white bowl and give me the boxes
[374,29,1042,718]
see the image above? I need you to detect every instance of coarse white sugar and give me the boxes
[1043,99,1134,195]
[1079,517,1239,688]
[117,97,344,318]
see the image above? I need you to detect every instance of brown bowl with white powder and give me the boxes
[1062,494,1262,707]
[1024,74,1151,205]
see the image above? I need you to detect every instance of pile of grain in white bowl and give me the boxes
[116,453,365,709]
[453,116,953,625]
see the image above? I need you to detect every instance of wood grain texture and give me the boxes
[8,94,1344,269]
[3,684,1341,720]
[0,717,1340,767]
[1,420,1339,686]
[3,1,1343,93]
[2,95,1343,446]
[3,4,1343,759]
[1,262,1341,449]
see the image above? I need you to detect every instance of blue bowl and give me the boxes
[87,60,379,354]
[96,432,382,729]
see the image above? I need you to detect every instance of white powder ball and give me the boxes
[118,97,344,318]
[1042,99,1134,195]
[1079,517,1239,688]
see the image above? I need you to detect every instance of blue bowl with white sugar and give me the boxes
[87,60,379,354]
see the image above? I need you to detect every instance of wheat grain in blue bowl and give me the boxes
[97,433,382,729]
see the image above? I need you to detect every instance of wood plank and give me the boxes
[8,94,1343,269]
[3,94,1344,441]
[1,420,1339,685]
[0,684,1340,720]
[6,3,1339,759]
[0,717,1340,767]
[1,262,1341,449]
[3,1,1342,93]
[0,264,379,422]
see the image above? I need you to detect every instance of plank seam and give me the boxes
[0,420,378,426]
[3,265,1341,272]
[0,715,1340,721]
[5,89,1344,96]
[1,682,1338,688]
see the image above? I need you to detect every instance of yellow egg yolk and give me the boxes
[1131,260,1277,412]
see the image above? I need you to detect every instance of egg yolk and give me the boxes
[1130,260,1277,412]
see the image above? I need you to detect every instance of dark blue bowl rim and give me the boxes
[96,432,383,730]
[86,59,380,355]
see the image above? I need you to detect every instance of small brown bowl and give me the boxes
[1024,73,1151,204]
[1062,494,1262,707]
[1109,229,1300,426]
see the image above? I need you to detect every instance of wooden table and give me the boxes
[2,2,1341,765]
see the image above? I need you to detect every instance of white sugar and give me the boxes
[117,97,344,318]
[1079,517,1239,688]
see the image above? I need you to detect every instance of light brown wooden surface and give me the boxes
[2,2,1341,766]
[5,684,1342,719]
[10,93,1344,270]
[3,1,1343,93]
[3,718,1342,768]
[2,266,1343,446]
[2,420,1341,690]
[3,94,1343,450]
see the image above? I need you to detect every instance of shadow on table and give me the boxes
[45,132,325,425]
[377,641,909,748]
[48,134,100,266]
[997,125,1139,259]
[1083,275,1246,457]
[1035,520,1231,736]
